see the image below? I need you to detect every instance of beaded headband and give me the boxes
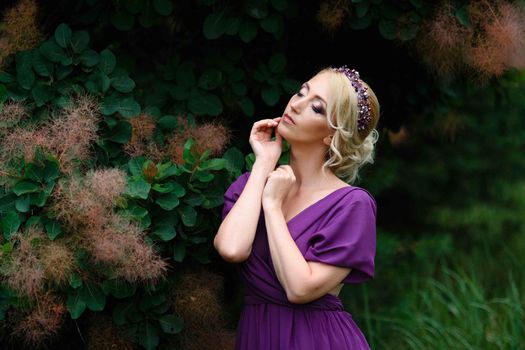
[334,65,372,132]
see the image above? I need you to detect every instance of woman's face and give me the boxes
[278,72,333,145]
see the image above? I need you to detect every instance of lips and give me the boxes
[284,114,295,124]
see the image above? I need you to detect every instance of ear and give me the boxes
[323,134,333,146]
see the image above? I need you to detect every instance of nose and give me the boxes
[290,96,305,114]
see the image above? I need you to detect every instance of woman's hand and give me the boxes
[249,117,283,166]
[262,165,296,208]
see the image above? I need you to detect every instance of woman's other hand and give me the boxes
[249,117,283,165]
[262,165,296,208]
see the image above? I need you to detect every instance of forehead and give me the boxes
[305,72,332,101]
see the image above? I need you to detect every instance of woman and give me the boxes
[214,65,380,349]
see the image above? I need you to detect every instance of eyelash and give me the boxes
[296,90,323,114]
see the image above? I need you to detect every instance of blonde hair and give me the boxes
[315,67,380,184]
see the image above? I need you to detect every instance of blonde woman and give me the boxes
[215,66,380,349]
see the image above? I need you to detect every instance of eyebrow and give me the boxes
[302,82,327,106]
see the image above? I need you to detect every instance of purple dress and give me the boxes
[221,171,377,350]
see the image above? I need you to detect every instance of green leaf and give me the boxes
[199,158,227,171]
[120,204,148,220]
[2,241,14,253]
[156,163,180,180]
[231,81,247,96]
[261,84,281,106]
[151,182,176,193]
[203,10,228,39]
[270,0,288,11]
[43,157,60,179]
[54,23,72,48]
[69,273,82,289]
[126,0,143,14]
[239,18,257,42]
[399,24,419,41]
[260,15,279,33]
[0,71,14,83]
[244,0,269,19]
[106,120,132,143]
[32,83,54,107]
[138,321,159,350]
[1,211,21,240]
[16,51,35,90]
[40,41,71,65]
[102,279,136,298]
[111,12,135,31]
[32,51,54,77]
[455,6,471,27]
[178,204,197,226]
[55,65,73,80]
[128,156,148,177]
[0,84,7,104]
[269,53,286,73]
[13,181,40,195]
[158,314,183,334]
[113,302,134,325]
[71,31,90,53]
[156,192,180,211]
[188,91,223,116]
[80,283,106,311]
[279,78,300,94]
[111,75,136,93]
[378,19,397,40]
[126,176,151,199]
[25,163,44,182]
[173,243,186,262]
[118,97,141,118]
[349,15,371,30]
[153,0,173,16]
[356,2,370,18]
[153,224,177,241]
[239,96,254,116]
[198,69,223,90]
[67,289,87,319]
[225,16,241,35]
[99,49,117,75]
[139,2,158,28]
[79,49,99,67]
[15,195,30,213]
[45,220,62,240]
[176,62,196,87]
[157,115,178,130]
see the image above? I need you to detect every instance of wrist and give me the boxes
[252,158,276,173]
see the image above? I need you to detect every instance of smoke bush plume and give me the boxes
[317,0,350,34]
[10,292,67,347]
[465,0,525,82]
[0,0,42,68]
[172,267,236,350]
[84,217,168,283]
[84,313,135,350]
[2,226,46,298]
[123,113,165,162]
[166,116,232,164]
[0,94,101,176]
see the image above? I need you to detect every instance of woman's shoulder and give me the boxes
[343,185,377,212]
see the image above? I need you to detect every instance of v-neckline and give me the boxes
[284,185,353,225]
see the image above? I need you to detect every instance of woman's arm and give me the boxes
[263,205,352,304]
[214,159,275,263]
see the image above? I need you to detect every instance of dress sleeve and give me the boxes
[221,171,251,221]
[303,189,377,284]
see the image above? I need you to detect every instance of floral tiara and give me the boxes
[334,65,372,132]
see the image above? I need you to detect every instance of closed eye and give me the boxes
[296,91,325,115]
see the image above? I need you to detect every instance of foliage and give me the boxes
[0,0,524,348]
